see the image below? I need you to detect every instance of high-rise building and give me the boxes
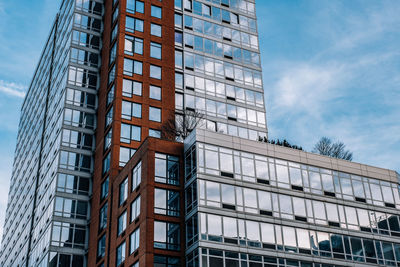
[0,0,102,266]
[1,0,399,267]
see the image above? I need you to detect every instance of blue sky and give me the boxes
[0,0,399,239]
[258,0,400,173]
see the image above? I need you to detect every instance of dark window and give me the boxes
[155,153,179,185]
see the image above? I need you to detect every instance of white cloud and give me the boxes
[0,80,26,98]
[270,64,346,117]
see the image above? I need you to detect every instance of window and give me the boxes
[104,129,112,151]
[155,153,179,185]
[203,4,211,17]
[193,1,201,14]
[54,197,88,219]
[120,147,136,167]
[119,178,128,205]
[222,9,230,23]
[126,17,144,33]
[117,211,127,236]
[175,13,183,28]
[116,242,126,266]
[71,48,98,67]
[151,5,162,18]
[74,13,101,31]
[175,31,183,45]
[72,30,100,49]
[111,24,118,42]
[175,0,182,10]
[130,227,140,254]
[149,129,161,138]
[107,85,114,106]
[98,235,106,258]
[184,0,192,11]
[57,174,89,195]
[175,50,183,69]
[184,52,194,69]
[51,222,86,248]
[101,178,109,200]
[154,255,180,267]
[184,15,193,29]
[121,123,141,143]
[122,101,142,120]
[125,36,143,55]
[110,42,117,64]
[149,107,161,122]
[150,42,162,59]
[103,153,111,174]
[131,195,141,222]
[127,0,144,13]
[62,128,93,149]
[122,79,142,97]
[105,107,113,128]
[99,203,108,230]
[175,72,183,88]
[154,221,180,250]
[132,161,142,191]
[155,188,180,216]
[68,67,97,89]
[175,93,183,110]
[150,65,161,79]
[124,58,143,75]
[150,85,161,100]
[151,23,162,37]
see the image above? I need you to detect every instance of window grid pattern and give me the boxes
[195,143,400,208]
[197,212,400,266]
[196,179,400,237]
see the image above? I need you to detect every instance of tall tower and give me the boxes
[88,0,267,266]
[0,0,267,266]
[0,0,103,266]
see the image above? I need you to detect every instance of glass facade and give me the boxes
[183,132,400,267]
[175,0,267,141]
[0,0,102,266]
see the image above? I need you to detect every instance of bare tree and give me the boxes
[312,137,353,161]
[161,110,204,141]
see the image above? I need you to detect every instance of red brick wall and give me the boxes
[109,138,184,266]
[88,0,176,265]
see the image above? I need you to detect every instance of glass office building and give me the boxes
[184,129,400,267]
[0,0,102,266]
[1,0,399,267]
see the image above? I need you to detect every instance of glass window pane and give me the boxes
[276,164,289,184]
[241,157,255,177]
[279,194,292,214]
[154,221,166,242]
[206,181,220,202]
[282,226,296,247]
[208,214,222,236]
[220,153,233,173]
[205,150,219,170]
[223,217,237,238]
[261,223,275,244]
[150,85,161,100]
[221,184,235,204]
[246,221,260,241]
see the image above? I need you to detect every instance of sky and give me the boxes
[0,0,399,240]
